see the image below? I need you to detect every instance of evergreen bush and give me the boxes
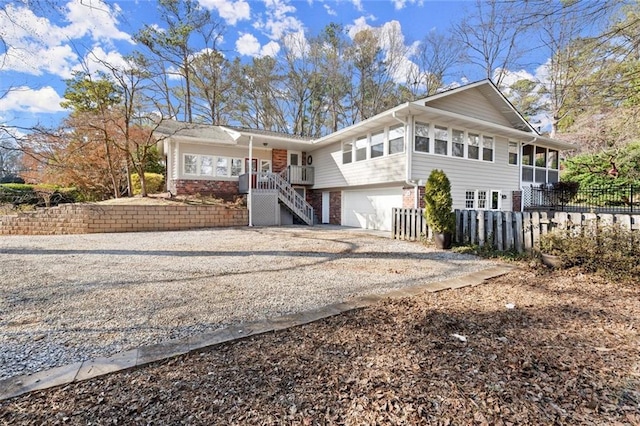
[423,169,455,234]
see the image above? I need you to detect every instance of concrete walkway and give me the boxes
[0,264,514,401]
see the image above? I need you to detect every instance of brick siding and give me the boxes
[402,185,426,209]
[173,179,239,201]
[272,149,288,173]
[0,204,248,235]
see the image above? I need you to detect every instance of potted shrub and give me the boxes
[538,229,567,268]
[424,169,455,249]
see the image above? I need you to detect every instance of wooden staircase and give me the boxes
[253,172,314,225]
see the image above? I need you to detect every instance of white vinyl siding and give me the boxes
[425,87,514,127]
[311,141,406,189]
[411,134,518,211]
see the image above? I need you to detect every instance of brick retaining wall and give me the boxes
[0,203,248,235]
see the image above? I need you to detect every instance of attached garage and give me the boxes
[342,188,403,231]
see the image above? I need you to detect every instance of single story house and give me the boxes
[155,79,574,231]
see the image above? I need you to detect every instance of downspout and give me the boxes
[392,111,419,209]
[248,136,253,227]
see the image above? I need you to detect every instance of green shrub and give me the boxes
[539,223,640,280]
[0,184,82,206]
[423,169,455,233]
[131,173,165,195]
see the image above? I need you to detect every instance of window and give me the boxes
[414,122,429,153]
[342,141,352,164]
[452,129,464,157]
[200,156,214,176]
[231,158,243,177]
[548,149,559,169]
[370,131,384,158]
[434,125,448,155]
[389,125,404,154]
[184,155,197,175]
[465,191,475,208]
[355,136,367,161]
[468,133,480,160]
[508,142,518,165]
[482,136,494,161]
[535,146,546,167]
[477,190,487,209]
[522,145,534,165]
[466,190,500,210]
[260,159,271,173]
[491,190,500,210]
[216,157,229,176]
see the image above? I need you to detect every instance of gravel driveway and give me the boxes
[0,226,496,381]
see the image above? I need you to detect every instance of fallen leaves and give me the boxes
[1,268,639,424]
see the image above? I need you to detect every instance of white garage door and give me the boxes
[342,188,403,231]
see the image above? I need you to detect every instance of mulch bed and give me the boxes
[1,267,639,425]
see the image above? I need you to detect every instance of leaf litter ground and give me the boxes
[1,267,639,425]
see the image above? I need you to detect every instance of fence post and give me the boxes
[478,210,485,247]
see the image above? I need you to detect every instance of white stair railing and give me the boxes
[254,172,314,225]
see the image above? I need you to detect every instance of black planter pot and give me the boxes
[434,232,452,249]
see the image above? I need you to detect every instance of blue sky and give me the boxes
[0,0,551,133]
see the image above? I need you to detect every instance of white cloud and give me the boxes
[235,33,280,57]
[351,0,364,12]
[198,0,251,25]
[0,1,131,79]
[64,0,132,43]
[324,4,337,16]
[0,44,78,78]
[392,0,423,10]
[347,16,374,39]
[283,30,309,58]
[255,0,305,40]
[261,41,281,57]
[0,86,65,114]
[236,33,262,56]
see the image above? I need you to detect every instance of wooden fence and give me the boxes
[392,208,640,253]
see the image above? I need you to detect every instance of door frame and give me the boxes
[288,150,302,167]
[322,191,330,224]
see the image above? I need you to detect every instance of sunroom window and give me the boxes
[434,125,448,155]
[482,136,494,162]
[468,133,480,160]
[231,158,243,176]
[216,157,229,176]
[370,131,384,158]
[414,122,429,153]
[355,136,367,161]
[388,125,405,154]
[342,141,353,164]
[452,129,464,157]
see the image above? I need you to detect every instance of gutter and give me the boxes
[393,111,420,209]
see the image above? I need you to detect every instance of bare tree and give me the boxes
[408,30,463,98]
[453,0,529,86]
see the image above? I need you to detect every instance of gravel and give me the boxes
[0,226,496,381]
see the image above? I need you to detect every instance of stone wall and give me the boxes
[173,179,239,201]
[0,203,248,235]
